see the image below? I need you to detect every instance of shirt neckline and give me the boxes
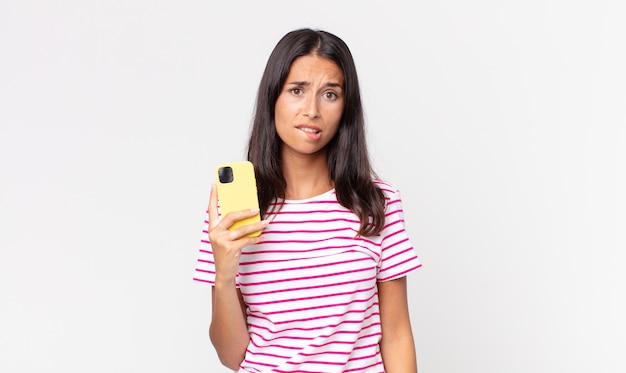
[281,188,336,203]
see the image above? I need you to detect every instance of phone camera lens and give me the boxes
[218,167,234,183]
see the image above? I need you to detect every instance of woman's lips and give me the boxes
[296,125,322,140]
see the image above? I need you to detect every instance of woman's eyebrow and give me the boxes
[286,80,310,86]
[286,81,343,88]
[324,82,343,88]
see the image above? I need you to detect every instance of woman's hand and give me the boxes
[208,183,268,284]
[208,183,266,369]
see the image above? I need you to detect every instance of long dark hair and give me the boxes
[247,28,386,236]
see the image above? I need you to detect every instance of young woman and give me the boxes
[194,28,422,373]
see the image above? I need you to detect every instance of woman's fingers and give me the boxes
[212,230,257,252]
[207,198,267,281]
[208,184,261,233]
[208,183,267,245]
[218,208,259,229]
[208,183,219,231]
[230,218,268,239]
[216,212,267,242]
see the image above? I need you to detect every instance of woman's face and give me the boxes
[274,54,345,159]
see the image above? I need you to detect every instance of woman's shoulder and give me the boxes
[372,178,401,198]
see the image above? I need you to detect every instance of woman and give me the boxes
[194,28,422,373]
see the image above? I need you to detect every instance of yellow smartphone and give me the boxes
[215,161,262,237]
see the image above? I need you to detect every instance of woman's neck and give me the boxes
[281,151,333,200]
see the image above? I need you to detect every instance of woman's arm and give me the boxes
[206,184,268,370]
[378,276,418,373]
[209,283,249,370]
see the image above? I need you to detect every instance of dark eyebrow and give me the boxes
[324,82,343,89]
[287,80,342,86]
[286,81,310,86]
[286,81,343,90]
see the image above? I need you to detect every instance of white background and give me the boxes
[1,1,625,372]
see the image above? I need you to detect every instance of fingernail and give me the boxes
[251,208,260,213]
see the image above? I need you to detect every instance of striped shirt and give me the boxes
[193,180,421,373]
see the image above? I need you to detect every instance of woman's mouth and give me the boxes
[298,127,320,134]
[297,125,322,140]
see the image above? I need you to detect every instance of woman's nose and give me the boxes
[302,95,320,119]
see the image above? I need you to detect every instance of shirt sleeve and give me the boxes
[376,188,422,282]
[192,210,217,284]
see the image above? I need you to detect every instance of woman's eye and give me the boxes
[324,91,338,100]
[290,88,303,95]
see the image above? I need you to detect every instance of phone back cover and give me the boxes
[215,161,261,237]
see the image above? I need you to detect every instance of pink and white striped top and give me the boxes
[193,180,421,373]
